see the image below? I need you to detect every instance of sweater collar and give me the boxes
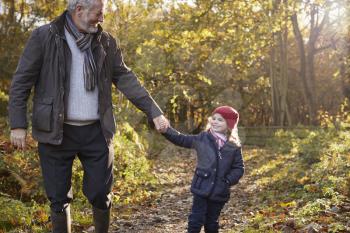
[207,131,237,150]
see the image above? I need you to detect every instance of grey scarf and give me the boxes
[65,13,97,91]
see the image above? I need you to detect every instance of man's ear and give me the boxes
[75,4,84,17]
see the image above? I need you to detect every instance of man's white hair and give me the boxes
[67,0,95,12]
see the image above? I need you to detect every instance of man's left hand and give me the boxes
[153,115,169,133]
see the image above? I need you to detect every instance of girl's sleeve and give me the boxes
[225,148,245,185]
[162,127,199,149]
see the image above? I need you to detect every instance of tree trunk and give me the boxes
[269,0,291,126]
[291,13,316,124]
[8,0,15,24]
[341,7,350,100]
[279,0,291,126]
[278,27,291,126]
[270,45,279,125]
[269,0,281,126]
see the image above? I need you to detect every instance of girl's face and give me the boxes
[210,113,228,134]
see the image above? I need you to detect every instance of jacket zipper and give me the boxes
[51,24,68,142]
[207,137,220,197]
[218,150,222,159]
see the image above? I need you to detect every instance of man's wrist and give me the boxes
[150,105,163,119]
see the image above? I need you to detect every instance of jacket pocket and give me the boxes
[193,168,210,189]
[32,97,53,132]
[101,105,116,135]
[217,179,230,198]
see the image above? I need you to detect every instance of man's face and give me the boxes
[76,0,105,33]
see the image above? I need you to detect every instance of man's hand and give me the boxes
[10,128,27,149]
[153,115,169,133]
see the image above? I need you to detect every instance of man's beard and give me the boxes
[81,16,98,33]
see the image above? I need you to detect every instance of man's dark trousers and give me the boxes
[188,194,226,233]
[38,121,114,213]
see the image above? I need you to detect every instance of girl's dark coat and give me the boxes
[163,127,244,202]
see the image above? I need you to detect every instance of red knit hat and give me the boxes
[212,106,239,130]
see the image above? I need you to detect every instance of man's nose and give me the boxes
[99,14,104,23]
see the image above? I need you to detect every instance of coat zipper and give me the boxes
[207,136,220,198]
[218,150,222,159]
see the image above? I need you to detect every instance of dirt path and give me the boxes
[109,145,259,233]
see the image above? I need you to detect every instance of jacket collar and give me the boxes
[50,10,104,44]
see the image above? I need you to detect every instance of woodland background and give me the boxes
[0,0,349,232]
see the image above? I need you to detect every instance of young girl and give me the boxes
[163,106,244,233]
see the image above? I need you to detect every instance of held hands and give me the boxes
[153,115,169,133]
[10,128,27,150]
[10,116,169,148]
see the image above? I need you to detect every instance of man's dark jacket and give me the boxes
[8,11,162,145]
[163,127,244,202]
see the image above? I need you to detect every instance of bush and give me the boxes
[246,123,350,231]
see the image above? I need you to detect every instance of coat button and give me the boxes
[211,182,214,185]
[213,169,216,172]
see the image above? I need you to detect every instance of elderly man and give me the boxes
[8,0,169,232]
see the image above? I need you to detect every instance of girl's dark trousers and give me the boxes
[38,121,114,213]
[188,194,226,233]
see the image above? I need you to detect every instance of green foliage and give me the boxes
[297,198,330,217]
[105,0,284,127]
[0,90,8,102]
[0,196,50,232]
[1,0,348,126]
[113,121,158,205]
[0,196,31,230]
[245,124,350,231]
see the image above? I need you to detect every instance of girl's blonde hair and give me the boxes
[228,126,241,147]
[205,116,241,147]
